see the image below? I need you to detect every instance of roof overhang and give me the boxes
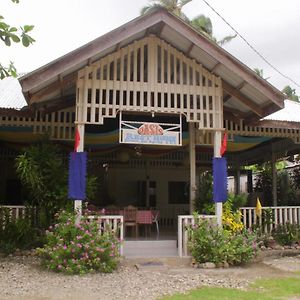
[19,8,285,123]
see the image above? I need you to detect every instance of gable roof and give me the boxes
[19,8,285,123]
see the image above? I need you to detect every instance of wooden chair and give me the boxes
[123,205,138,238]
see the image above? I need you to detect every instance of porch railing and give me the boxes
[0,205,30,220]
[0,206,124,256]
[178,215,217,257]
[87,215,124,256]
[240,206,300,233]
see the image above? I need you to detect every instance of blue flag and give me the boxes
[68,152,87,200]
[213,157,228,203]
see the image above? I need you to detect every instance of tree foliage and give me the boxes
[0,0,35,79]
[141,0,236,46]
[282,85,299,102]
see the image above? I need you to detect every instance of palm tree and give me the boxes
[141,0,235,46]
[253,68,270,80]
[282,85,299,102]
[140,0,192,22]
[190,14,236,46]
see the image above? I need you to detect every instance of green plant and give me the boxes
[38,210,120,274]
[0,207,43,254]
[188,219,258,266]
[222,196,244,233]
[272,223,300,246]
[194,171,213,214]
[15,140,98,228]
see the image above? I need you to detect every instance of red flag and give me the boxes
[220,132,227,156]
[74,127,80,152]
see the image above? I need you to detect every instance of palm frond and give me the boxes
[217,34,237,46]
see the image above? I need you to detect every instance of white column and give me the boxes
[189,123,196,214]
[74,124,85,218]
[214,130,223,227]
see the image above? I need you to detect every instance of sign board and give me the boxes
[119,113,182,146]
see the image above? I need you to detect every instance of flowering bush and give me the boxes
[188,219,258,266]
[222,198,244,233]
[38,210,120,274]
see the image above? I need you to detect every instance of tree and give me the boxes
[0,0,35,79]
[140,0,192,22]
[140,0,236,46]
[282,85,299,102]
[190,14,236,46]
[253,68,270,80]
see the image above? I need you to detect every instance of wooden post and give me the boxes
[271,146,277,206]
[189,123,196,214]
[74,124,85,219]
[234,168,241,195]
[214,130,223,227]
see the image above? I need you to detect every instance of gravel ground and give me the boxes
[0,254,300,300]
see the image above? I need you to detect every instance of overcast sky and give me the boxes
[1,0,300,95]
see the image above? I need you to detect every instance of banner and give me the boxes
[213,157,228,203]
[68,152,87,200]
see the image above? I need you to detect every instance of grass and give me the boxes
[161,277,300,300]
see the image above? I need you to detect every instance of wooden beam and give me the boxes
[187,43,194,56]
[224,111,241,123]
[223,94,231,103]
[223,105,246,119]
[211,62,221,74]
[28,72,77,103]
[222,80,264,117]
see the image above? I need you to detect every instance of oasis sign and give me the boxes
[120,118,182,146]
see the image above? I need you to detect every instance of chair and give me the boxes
[123,205,138,237]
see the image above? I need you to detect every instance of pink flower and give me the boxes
[76,236,82,240]
[63,245,67,250]
[77,243,82,248]
[57,265,62,269]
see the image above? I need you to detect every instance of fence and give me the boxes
[0,205,34,223]
[178,215,217,257]
[87,215,124,256]
[0,206,124,256]
[240,206,300,233]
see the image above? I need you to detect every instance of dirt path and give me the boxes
[1,254,300,300]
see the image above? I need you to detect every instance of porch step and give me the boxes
[123,240,178,258]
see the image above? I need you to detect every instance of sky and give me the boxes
[1,0,300,95]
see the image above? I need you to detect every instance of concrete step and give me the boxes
[123,240,178,258]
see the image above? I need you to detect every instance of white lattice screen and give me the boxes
[76,36,223,130]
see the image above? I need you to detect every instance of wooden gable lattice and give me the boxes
[76,36,223,130]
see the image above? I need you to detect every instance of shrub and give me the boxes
[0,207,43,254]
[272,223,300,246]
[38,210,120,274]
[188,219,258,266]
[222,197,244,233]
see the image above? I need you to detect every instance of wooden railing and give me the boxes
[178,215,217,257]
[0,205,29,220]
[0,206,124,256]
[240,206,300,232]
[87,215,124,256]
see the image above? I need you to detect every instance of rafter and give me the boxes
[222,80,264,117]
[28,72,77,104]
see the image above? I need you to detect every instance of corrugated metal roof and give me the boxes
[0,77,27,109]
[264,99,300,122]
